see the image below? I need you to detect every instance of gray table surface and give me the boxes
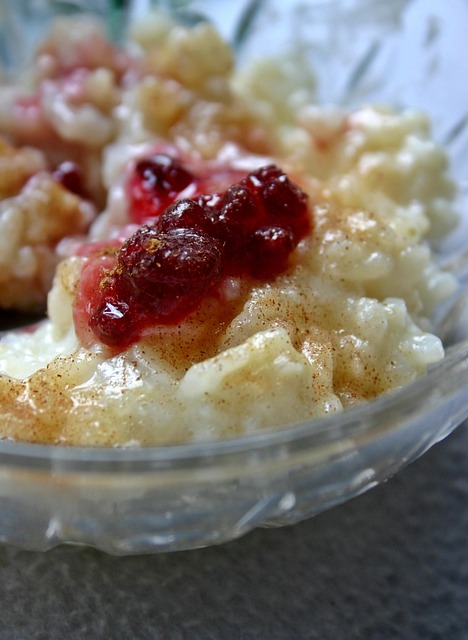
[0,423,467,640]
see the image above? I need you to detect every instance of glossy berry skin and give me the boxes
[217,184,258,233]
[118,226,223,321]
[75,161,311,351]
[128,154,195,224]
[53,161,88,198]
[157,197,243,263]
[73,252,139,350]
[246,225,295,278]
[156,199,212,235]
[242,165,309,237]
[89,292,136,348]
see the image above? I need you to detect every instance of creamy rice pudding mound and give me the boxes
[0,15,459,446]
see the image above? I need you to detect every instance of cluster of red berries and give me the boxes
[76,155,311,350]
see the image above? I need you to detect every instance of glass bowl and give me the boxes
[0,0,467,554]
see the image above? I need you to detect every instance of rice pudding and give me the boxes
[0,14,458,446]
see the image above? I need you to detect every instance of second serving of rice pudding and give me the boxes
[0,13,459,446]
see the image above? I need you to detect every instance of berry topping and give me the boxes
[89,295,135,348]
[128,154,195,224]
[53,161,88,198]
[156,199,211,235]
[212,184,256,257]
[118,226,223,318]
[242,165,309,237]
[246,225,295,278]
[74,162,311,351]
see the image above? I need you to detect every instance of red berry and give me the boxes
[217,184,259,230]
[263,177,308,230]
[157,197,244,267]
[207,185,257,259]
[156,199,211,234]
[88,295,137,348]
[53,161,88,198]
[246,225,295,278]
[136,154,193,193]
[118,225,223,321]
[128,154,195,224]
[73,252,124,349]
[242,165,309,238]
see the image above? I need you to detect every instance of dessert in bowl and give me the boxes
[0,2,467,553]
